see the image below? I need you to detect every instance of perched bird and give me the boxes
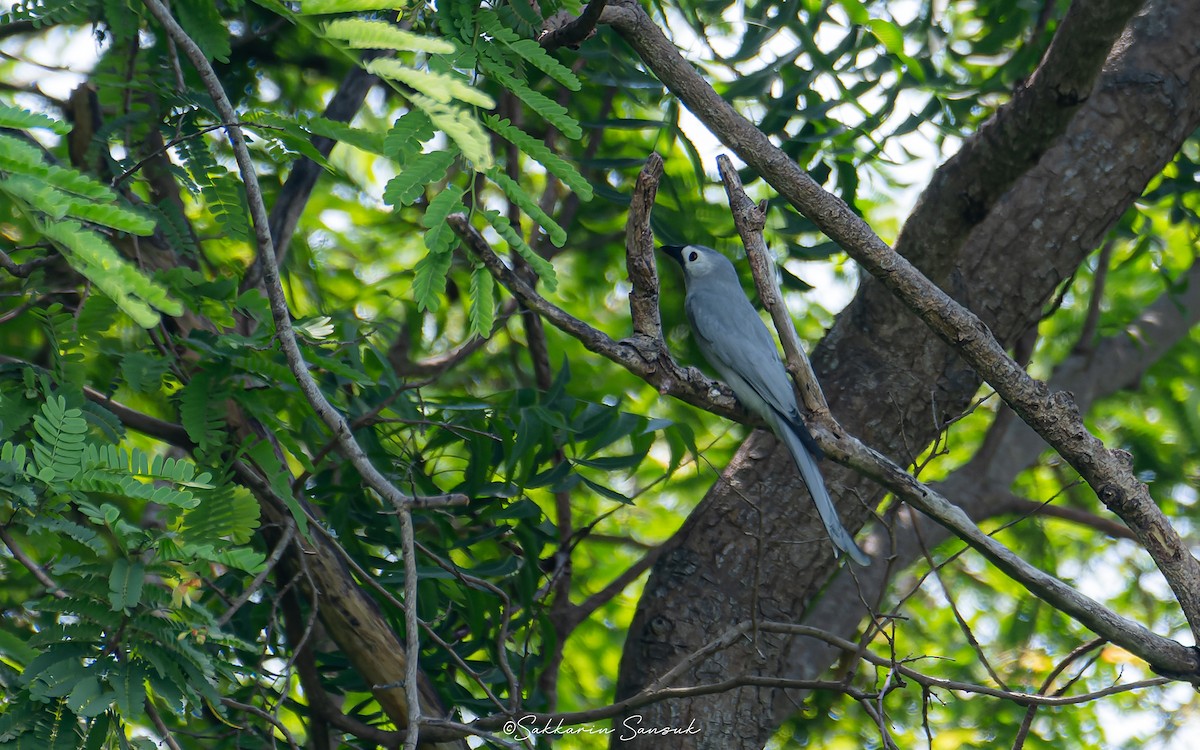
[661,243,870,566]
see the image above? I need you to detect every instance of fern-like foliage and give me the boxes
[383,148,459,207]
[0,0,97,27]
[29,395,87,483]
[0,383,268,735]
[177,369,231,457]
[322,17,456,54]
[483,114,593,200]
[412,185,467,312]
[483,208,557,290]
[0,124,180,329]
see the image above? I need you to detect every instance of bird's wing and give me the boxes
[685,288,800,419]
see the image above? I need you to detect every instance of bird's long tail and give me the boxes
[771,413,871,566]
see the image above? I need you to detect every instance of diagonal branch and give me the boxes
[448,216,1200,679]
[717,154,829,418]
[598,0,1200,652]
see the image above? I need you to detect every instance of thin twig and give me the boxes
[217,521,296,627]
[0,526,67,599]
[139,0,465,517]
[222,698,303,750]
[145,699,184,750]
[398,507,422,750]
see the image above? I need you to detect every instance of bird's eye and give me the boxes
[688,251,698,262]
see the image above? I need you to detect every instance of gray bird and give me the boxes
[661,243,870,566]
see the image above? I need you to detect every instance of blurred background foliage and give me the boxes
[0,0,1196,747]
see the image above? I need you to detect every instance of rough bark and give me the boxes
[613,0,1200,747]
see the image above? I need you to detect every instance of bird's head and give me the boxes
[659,244,734,282]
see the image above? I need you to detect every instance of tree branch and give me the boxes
[717,153,830,418]
[539,0,608,51]
[138,5,465,739]
[0,525,67,599]
[447,211,745,422]
[452,200,1200,677]
[599,0,1200,651]
[625,152,665,343]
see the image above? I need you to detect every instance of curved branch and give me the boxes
[540,0,608,51]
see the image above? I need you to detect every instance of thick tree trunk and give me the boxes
[613,0,1200,747]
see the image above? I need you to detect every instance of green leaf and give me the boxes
[323,18,456,53]
[409,94,493,169]
[300,113,387,155]
[66,201,157,234]
[487,168,566,246]
[422,183,465,254]
[178,370,228,455]
[109,558,145,611]
[30,395,87,481]
[413,246,455,313]
[476,48,581,139]
[66,676,112,718]
[368,58,496,109]
[477,10,581,91]
[107,660,150,718]
[173,0,232,61]
[482,209,557,290]
[120,351,170,393]
[482,115,592,200]
[179,485,260,545]
[39,220,181,328]
[468,263,495,338]
[299,0,400,12]
[0,102,70,134]
[245,440,310,541]
[384,110,436,159]
[867,18,905,55]
[383,149,458,207]
[834,0,870,25]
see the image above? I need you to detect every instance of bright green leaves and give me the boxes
[0,101,69,134]
[322,17,456,54]
[0,130,179,329]
[483,209,557,290]
[383,148,459,207]
[468,263,495,337]
[408,93,494,169]
[488,169,567,247]
[298,0,400,12]
[294,3,592,327]
[476,9,581,91]
[413,185,466,313]
[367,58,496,109]
[40,221,182,328]
[483,115,593,200]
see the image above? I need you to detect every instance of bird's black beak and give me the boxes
[659,245,685,265]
